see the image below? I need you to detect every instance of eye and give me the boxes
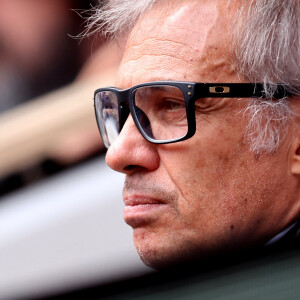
[163,98,185,111]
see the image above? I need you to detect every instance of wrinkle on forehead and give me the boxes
[124,39,195,63]
[121,42,201,81]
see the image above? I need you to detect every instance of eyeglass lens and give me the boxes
[95,91,120,148]
[95,85,188,147]
[133,85,188,141]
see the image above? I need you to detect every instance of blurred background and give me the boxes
[0,0,150,298]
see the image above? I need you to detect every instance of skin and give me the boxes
[105,0,300,269]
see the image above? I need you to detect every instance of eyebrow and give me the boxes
[135,86,171,96]
[144,77,178,82]
[116,77,180,90]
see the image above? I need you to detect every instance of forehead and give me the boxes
[117,0,240,88]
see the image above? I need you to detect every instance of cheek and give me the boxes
[161,121,245,194]
[163,139,288,238]
[158,122,267,229]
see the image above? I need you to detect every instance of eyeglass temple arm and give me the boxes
[193,83,289,98]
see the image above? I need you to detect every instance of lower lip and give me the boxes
[124,203,166,226]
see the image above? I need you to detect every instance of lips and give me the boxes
[123,195,167,227]
[124,196,165,206]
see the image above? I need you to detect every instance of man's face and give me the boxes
[106,0,299,268]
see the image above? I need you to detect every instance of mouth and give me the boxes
[123,195,168,227]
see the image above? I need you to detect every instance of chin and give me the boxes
[133,228,211,270]
[132,227,251,270]
[136,245,185,270]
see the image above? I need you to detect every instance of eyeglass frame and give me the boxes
[94,81,289,147]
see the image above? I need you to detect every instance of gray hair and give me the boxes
[85,0,300,154]
[82,0,156,39]
[235,0,300,153]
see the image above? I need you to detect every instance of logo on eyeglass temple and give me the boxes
[209,86,230,94]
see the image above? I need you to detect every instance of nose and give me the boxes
[105,116,160,175]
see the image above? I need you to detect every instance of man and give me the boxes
[91,0,300,269]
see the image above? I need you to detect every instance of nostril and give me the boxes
[124,165,139,171]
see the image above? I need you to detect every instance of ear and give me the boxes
[291,139,300,174]
[290,97,300,174]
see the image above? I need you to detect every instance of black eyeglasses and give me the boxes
[94,81,288,148]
